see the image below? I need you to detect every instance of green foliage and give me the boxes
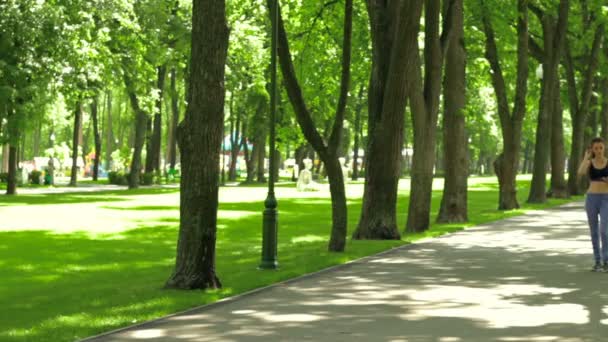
[107,171,128,185]
[29,170,43,185]
[140,172,154,186]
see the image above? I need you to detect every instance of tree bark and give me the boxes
[256,133,266,183]
[165,0,228,290]
[151,65,167,174]
[549,77,568,198]
[144,117,153,173]
[33,120,41,158]
[406,0,456,233]
[124,75,149,189]
[437,0,467,223]
[6,145,17,195]
[228,93,241,181]
[351,84,364,181]
[481,0,529,210]
[69,103,83,187]
[601,77,608,142]
[169,67,180,169]
[353,1,423,240]
[1,144,8,173]
[105,91,114,170]
[566,26,604,195]
[528,1,569,202]
[91,97,102,181]
[273,0,352,251]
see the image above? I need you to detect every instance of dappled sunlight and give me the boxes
[0,181,596,341]
[217,210,258,220]
[130,329,166,339]
[290,234,325,243]
[402,285,585,328]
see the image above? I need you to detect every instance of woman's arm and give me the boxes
[577,150,592,177]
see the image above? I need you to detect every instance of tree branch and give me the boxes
[328,0,353,156]
[272,0,328,158]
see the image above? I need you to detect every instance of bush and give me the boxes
[140,172,154,186]
[29,170,43,185]
[0,172,8,183]
[108,171,128,185]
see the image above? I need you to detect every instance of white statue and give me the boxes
[297,158,319,191]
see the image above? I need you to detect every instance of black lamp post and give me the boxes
[260,0,279,270]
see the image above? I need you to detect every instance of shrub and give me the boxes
[0,172,8,183]
[29,170,43,185]
[108,171,128,185]
[140,172,154,186]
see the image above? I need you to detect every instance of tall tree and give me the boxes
[351,85,365,181]
[273,0,353,251]
[69,103,83,187]
[165,0,229,289]
[437,0,467,223]
[565,25,604,195]
[480,0,529,210]
[527,0,569,203]
[168,67,180,170]
[353,1,423,240]
[91,97,102,181]
[405,0,456,233]
[150,65,167,175]
[105,91,114,171]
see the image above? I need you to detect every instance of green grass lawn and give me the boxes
[0,175,582,341]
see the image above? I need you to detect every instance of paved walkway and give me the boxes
[84,202,608,342]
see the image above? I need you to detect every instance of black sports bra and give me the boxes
[590,161,608,181]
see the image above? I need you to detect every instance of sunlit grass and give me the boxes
[0,174,582,341]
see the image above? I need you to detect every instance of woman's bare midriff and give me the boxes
[588,181,608,194]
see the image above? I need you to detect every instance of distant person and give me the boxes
[578,137,608,272]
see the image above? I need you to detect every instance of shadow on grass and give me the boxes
[0,188,180,206]
[0,178,584,342]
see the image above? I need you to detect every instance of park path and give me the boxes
[82,201,608,342]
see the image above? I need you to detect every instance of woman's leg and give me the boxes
[586,194,601,264]
[599,195,608,264]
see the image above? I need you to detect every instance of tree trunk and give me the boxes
[169,67,180,169]
[549,78,569,198]
[257,133,266,183]
[151,65,167,174]
[351,85,364,181]
[33,120,41,157]
[125,79,149,189]
[406,0,456,233]
[437,0,467,223]
[69,103,83,187]
[1,144,8,173]
[600,77,608,142]
[522,140,532,174]
[105,91,114,170]
[144,116,153,173]
[228,94,241,181]
[528,0,569,203]
[273,0,353,251]
[566,26,604,195]
[353,1,423,240]
[6,145,17,195]
[325,155,347,251]
[242,120,255,183]
[528,62,553,203]
[481,0,529,210]
[92,97,102,181]
[165,0,228,290]
[82,117,90,175]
